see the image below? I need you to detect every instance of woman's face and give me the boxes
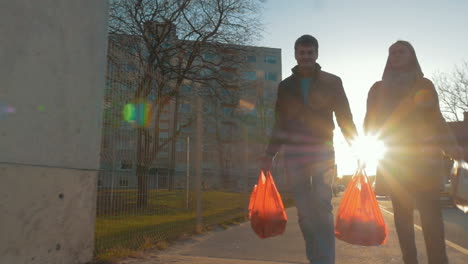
[389,43,411,69]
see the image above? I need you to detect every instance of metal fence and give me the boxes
[94,48,290,258]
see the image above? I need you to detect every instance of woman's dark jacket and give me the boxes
[364,77,458,192]
[364,77,457,150]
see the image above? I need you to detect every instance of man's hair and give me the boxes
[294,35,319,50]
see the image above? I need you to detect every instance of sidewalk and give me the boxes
[117,197,468,264]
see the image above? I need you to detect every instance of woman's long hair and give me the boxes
[382,40,424,84]
[379,41,425,107]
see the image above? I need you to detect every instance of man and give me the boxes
[261,35,357,264]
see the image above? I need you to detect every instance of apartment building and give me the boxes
[98,25,282,191]
[170,45,282,190]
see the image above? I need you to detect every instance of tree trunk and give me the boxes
[218,148,230,189]
[137,164,149,208]
[222,165,230,189]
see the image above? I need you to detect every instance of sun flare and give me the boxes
[334,134,387,178]
[351,135,386,165]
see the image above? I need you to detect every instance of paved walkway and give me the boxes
[117,197,468,264]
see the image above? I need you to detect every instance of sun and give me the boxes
[334,134,386,177]
[351,135,386,166]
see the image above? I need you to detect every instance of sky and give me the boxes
[256,0,468,176]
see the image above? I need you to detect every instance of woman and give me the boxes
[364,40,463,264]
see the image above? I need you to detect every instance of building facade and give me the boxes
[98,29,282,192]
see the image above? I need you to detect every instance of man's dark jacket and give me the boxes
[265,64,357,157]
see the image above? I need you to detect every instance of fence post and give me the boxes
[195,96,203,233]
[186,136,190,209]
[243,124,249,192]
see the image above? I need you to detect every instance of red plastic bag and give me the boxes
[248,170,288,239]
[335,167,388,246]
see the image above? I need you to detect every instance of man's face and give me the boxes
[295,44,318,68]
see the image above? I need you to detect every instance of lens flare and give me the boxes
[122,101,153,128]
[123,103,136,122]
[239,99,255,110]
[0,102,15,119]
[351,135,386,166]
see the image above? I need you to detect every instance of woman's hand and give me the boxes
[444,146,464,161]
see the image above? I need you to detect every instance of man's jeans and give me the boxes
[285,152,335,264]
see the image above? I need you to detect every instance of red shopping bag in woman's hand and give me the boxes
[248,170,288,239]
[335,167,388,246]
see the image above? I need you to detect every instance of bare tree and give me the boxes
[107,0,264,207]
[433,60,468,121]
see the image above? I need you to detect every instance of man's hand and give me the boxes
[259,155,274,171]
[357,159,366,170]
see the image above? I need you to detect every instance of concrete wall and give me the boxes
[0,1,108,263]
[0,165,97,263]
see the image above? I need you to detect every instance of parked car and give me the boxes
[440,181,454,207]
[332,184,345,197]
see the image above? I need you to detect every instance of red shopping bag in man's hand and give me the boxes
[335,167,388,246]
[248,170,288,239]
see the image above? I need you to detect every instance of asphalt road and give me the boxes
[377,195,468,252]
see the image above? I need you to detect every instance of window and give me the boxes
[120,161,133,170]
[264,55,277,64]
[178,121,193,132]
[220,89,233,101]
[161,42,172,49]
[203,151,216,162]
[203,52,217,61]
[128,63,138,72]
[225,158,232,170]
[203,143,214,152]
[182,125,192,132]
[119,140,133,150]
[223,107,234,118]
[221,123,234,139]
[159,132,169,143]
[121,83,131,91]
[176,140,186,152]
[184,51,192,59]
[201,68,213,77]
[242,71,256,81]
[246,55,256,63]
[205,123,216,134]
[198,87,211,96]
[222,71,236,81]
[265,72,278,81]
[119,178,129,187]
[160,113,169,120]
[108,63,116,73]
[159,122,169,129]
[179,103,191,113]
[203,104,212,114]
[181,85,192,94]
